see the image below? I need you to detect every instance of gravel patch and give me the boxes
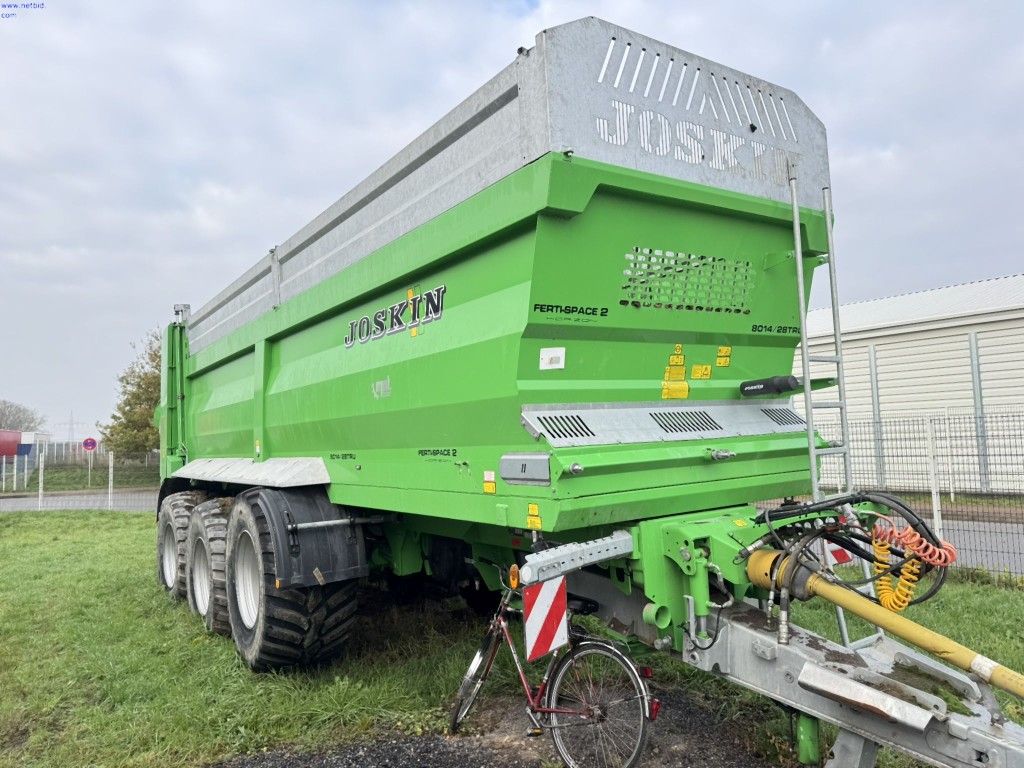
[211,687,774,768]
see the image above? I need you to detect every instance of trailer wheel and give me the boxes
[225,494,360,670]
[186,497,233,636]
[157,490,208,598]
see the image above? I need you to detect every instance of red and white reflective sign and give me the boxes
[826,544,852,566]
[523,576,568,662]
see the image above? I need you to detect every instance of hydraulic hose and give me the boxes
[748,550,1024,701]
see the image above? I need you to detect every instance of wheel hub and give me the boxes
[235,530,261,630]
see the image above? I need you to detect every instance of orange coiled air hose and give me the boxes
[872,521,958,567]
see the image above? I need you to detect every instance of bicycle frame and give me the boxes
[452,567,656,768]
[485,588,603,723]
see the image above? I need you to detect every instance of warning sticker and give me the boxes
[662,381,690,399]
[662,343,690,399]
[691,364,712,380]
[664,365,686,381]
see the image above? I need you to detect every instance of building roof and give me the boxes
[806,273,1024,337]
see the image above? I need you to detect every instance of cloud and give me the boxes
[1,0,1021,432]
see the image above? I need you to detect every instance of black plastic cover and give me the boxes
[240,487,368,589]
[739,375,800,397]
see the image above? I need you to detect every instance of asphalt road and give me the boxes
[0,489,157,513]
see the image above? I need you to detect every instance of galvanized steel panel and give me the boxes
[188,17,829,353]
[521,399,805,448]
[172,457,330,487]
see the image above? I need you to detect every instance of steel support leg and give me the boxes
[824,729,880,768]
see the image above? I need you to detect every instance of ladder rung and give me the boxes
[809,355,840,363]
[813,446,849,457]
[810,401,845,409]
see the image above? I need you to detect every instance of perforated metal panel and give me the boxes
[621,248,756,313]
[761,407,806,427]
[522,400,804,448]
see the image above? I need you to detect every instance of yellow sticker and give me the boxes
[717,346,732,357]
[664,365,687,381]
[674,344,683,354]
[669,354,685,366]
[661,381,690,399]
[733,520,748,527]
[527,516,543,530]
[691,364,712,380]
[716,357,731,367]
[528,503,540,517]
[411,327,419,337]
[483,481,496,494]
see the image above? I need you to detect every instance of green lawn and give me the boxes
[1,511,1022,768]
[0,512,483,767]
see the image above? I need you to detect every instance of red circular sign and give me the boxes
[83,438,97,451]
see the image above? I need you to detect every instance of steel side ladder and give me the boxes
[789,171,883,650]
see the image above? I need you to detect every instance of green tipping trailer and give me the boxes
[156,18,1024,768]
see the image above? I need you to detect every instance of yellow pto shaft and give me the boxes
[747,550,1024,700]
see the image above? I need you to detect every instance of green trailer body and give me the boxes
[162,154,823,529]
[155,18,1024,767]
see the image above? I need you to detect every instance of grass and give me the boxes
[0,463,161,494]
[0,511,486,768]
[788,573,1024,767]
[1,511,1022,768]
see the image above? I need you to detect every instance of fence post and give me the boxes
[23,452,28,490]
[108,452,114,510]
[869,346,886,488]
[37,444,45,511]
[925,418,944,540]
[968,333,991,493]
[1,455,5,492]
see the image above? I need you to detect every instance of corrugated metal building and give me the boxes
[798,274,1024,494]
[802,273,1024,419]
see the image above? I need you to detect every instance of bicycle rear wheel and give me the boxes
[547,642,650,768]
[449,623,502,732]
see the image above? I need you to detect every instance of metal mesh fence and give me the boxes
[0,450,158,513]
[3,412,1022,574]
[815,410,1024,577]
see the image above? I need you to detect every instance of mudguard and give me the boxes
[239,487,368,589]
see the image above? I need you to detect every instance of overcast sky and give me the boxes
[2,1,1022,441]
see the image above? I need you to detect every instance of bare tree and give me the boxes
[0,399,45,431]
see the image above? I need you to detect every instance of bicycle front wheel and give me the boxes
[449,623,501,733]
[547,642,650,768]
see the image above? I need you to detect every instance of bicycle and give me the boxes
[450,564,657,768]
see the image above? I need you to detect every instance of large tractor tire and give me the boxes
[157,490,209,598]
[225,494,360,670]
[186,497,233,636]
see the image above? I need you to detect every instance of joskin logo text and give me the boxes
[344,285,447,348]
